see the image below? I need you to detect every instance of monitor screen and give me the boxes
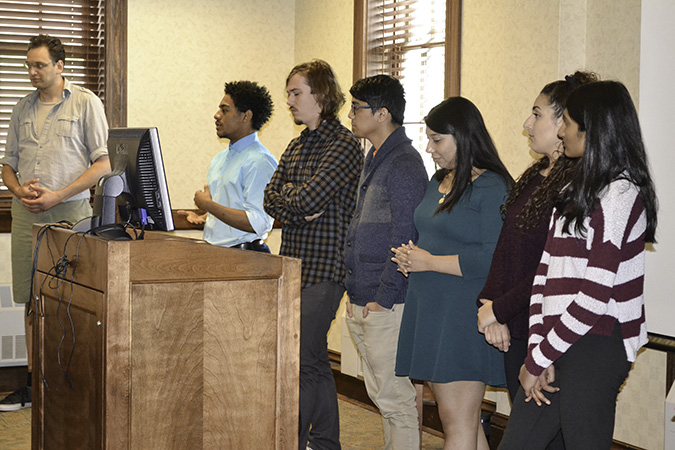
[90,127,174,235]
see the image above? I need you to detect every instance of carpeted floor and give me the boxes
[0,398,30,450]
[339,396,445,450]
[0,393,444,449]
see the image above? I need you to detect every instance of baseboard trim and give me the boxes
[0,365,28,392]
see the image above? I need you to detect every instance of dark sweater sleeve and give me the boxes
[478,175,551,325]
[491,213,551,324]
[375,153,428,308]
[477,226,508,304]
[491,265,541,324]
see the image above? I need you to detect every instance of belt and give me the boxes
[229,239,269,252]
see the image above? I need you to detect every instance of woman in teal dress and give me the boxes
[393,97,513,450]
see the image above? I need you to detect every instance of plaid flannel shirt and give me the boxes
[264,119,363,287]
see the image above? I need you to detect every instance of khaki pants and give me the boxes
[346,303,419,450]
[10,198,91,304]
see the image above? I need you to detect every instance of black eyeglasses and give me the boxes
[350,103,373,114]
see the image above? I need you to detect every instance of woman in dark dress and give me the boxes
[392,97,513,450]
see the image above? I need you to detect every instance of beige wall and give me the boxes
[461,0,561,177]
[462,0,642,178]
[128,0,297,209]
[294,0,356,126]
[586,0,642,103]
[127,0,356,211]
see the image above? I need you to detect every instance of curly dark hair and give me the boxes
[540,71,599,118]
[502,71,599,229]
[28,34,66,64]
[286,60,345,121]
[502,155,577,229]
[224,81,274,130]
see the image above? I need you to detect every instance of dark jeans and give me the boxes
[299,281,345,450]
[498,323,631,450]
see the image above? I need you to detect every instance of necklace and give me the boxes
[437,168,484,204]
[438,171,453,204]
[438,192,449,204]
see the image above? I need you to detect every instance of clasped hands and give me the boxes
[477,299,511,352]
[391,240,430,277]
[18,178,63,213]
[519,364,559,407]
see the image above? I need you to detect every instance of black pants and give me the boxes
[498,323,631,450]
[504,338,528,402]
[504,338,565,450]
[298,281,345,450]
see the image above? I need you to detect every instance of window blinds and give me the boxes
[365,0,453,175]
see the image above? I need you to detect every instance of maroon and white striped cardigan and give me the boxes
[525,178,648,377]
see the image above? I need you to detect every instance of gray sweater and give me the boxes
[343,127,428,308]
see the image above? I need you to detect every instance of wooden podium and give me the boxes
[31,226,300,450]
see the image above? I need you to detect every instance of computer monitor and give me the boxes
[90,127,174,235]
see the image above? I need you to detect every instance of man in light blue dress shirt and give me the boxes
[178,81,277,252]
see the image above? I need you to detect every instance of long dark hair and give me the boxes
[557,81,658,242]
[503,71,598,229]
[426,97,513,215]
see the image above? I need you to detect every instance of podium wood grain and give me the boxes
[31,227,300,450]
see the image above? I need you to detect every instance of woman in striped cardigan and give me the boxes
[498,81,658,450]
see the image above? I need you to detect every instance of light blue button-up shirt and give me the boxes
[2,78,108,203]
[203,132,278,247]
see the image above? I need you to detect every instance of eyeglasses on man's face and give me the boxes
[24,61,54,71]
[350,103,373,114]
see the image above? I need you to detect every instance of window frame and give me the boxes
[352,0,462,95]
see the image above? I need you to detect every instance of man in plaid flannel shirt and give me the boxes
[264,60,363,450]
